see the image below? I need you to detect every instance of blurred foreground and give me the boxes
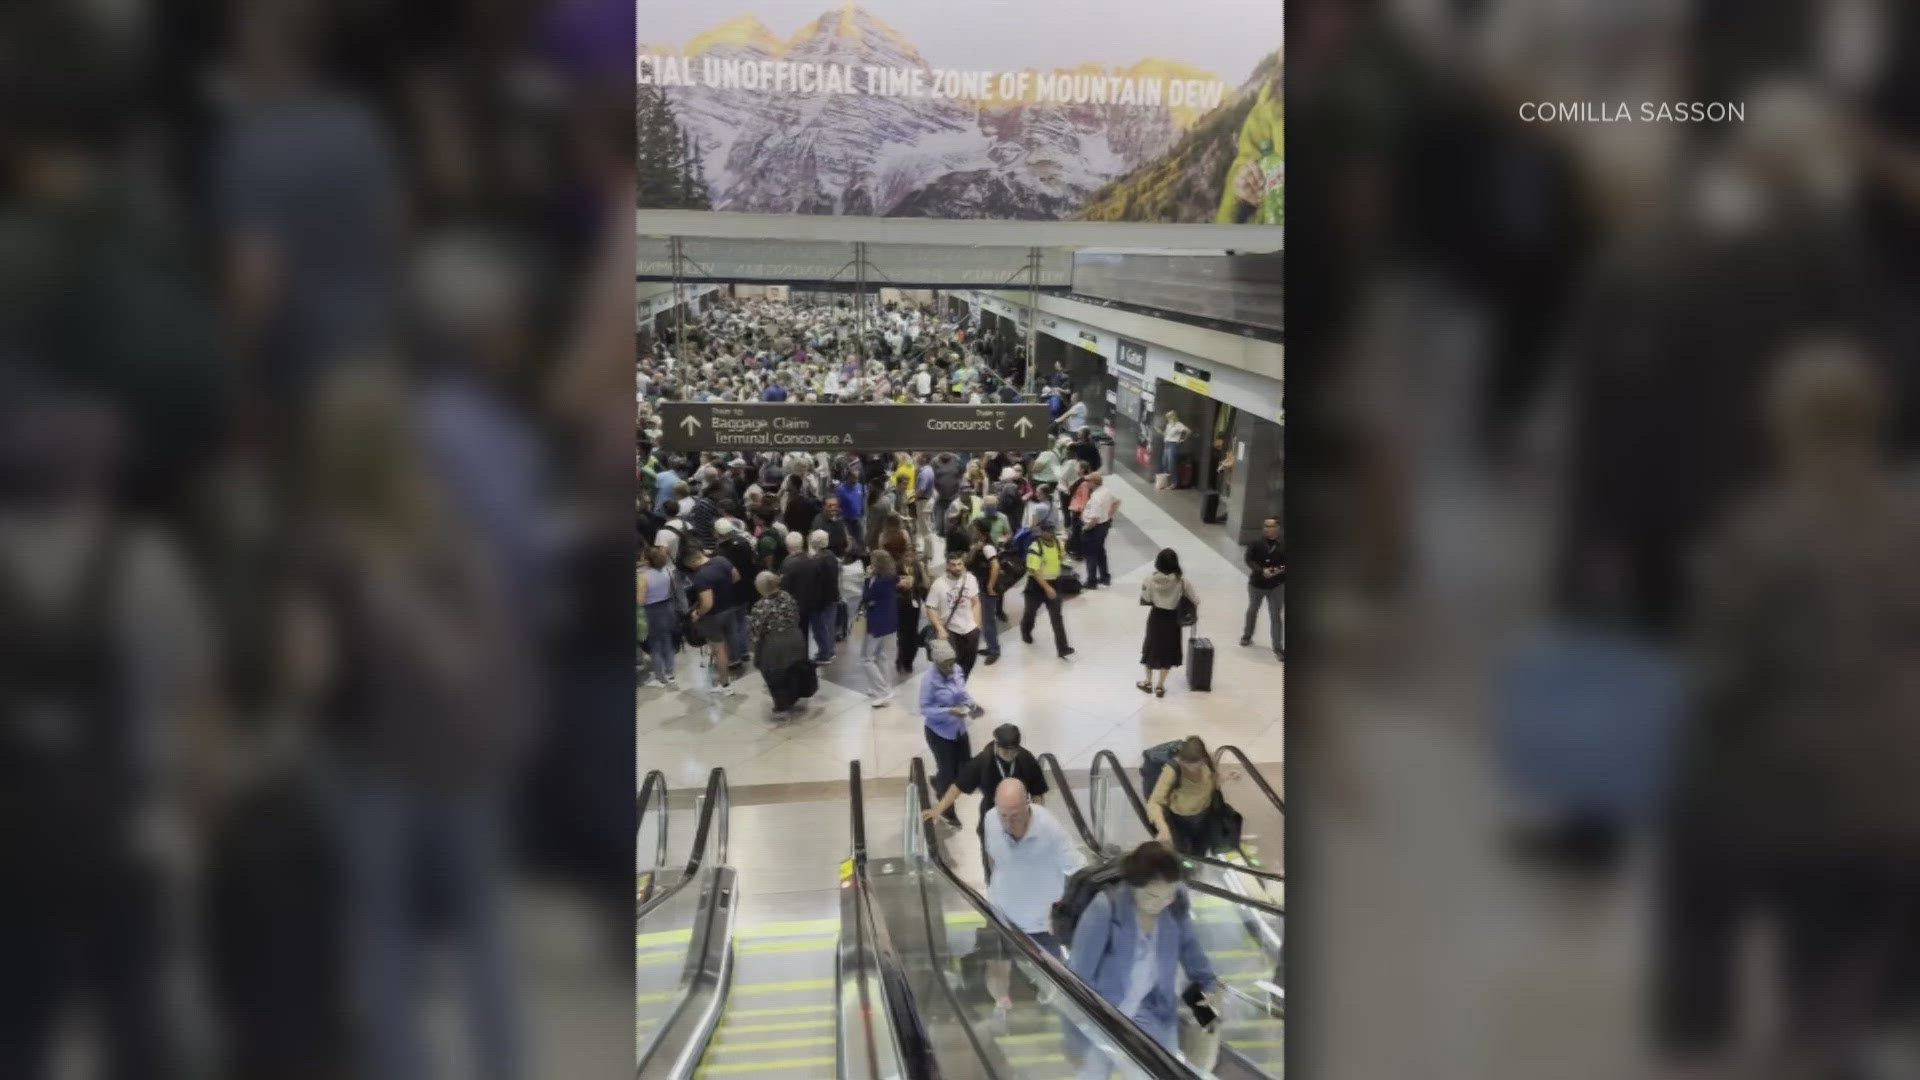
[1290,0,1920,1078]
[0,1,633,1076]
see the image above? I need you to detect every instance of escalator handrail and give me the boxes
[637,767,729,923]
[638,769,671,877]
[1033,753,1096,850]
[850,762,943,1080]
[1047,754,1285,920]
[1211,745,1286,815]
[1087,749,1287,890]
[909,756,1204,1080]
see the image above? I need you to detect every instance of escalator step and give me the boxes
[729,978,835,997]
[724,1004,835,1019]
[694,1057,835,1077]
[717,1019,834,1036]
[705,1034,835,1053]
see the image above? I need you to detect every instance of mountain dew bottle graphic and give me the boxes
[1255,143,1283,226]
[1216,78,1283,224]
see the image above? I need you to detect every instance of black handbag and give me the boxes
[1206,790,1243,855]
[1175,594,1198,627]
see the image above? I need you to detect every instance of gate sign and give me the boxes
[658,402,1053,452]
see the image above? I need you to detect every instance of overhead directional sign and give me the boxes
[657,403,1053,452]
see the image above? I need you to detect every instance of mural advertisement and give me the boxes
[637,0,1281,222]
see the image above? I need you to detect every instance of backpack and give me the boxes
[664,522,695,569]
[1140,739,1185,798]
[1050,858,1127,945]
[995,547,1027,591]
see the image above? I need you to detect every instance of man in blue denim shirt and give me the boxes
[919,639,982,829]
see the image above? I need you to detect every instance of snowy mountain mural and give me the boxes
[637,4,1281,222]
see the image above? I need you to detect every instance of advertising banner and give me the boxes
[637,1,1281,223]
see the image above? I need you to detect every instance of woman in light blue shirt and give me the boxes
[1067,842,1220,1061]
[636,547,678,687]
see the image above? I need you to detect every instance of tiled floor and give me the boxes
[638,468,1284,792]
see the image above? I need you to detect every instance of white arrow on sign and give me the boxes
[1014,416,1034,436]
[680,415,702,435]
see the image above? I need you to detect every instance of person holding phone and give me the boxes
[1067,843,1224,1073]
[919,638,984,829]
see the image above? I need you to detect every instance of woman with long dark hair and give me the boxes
[1137,548,1197,697]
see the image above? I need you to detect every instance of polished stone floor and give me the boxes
[637,468,1284,794]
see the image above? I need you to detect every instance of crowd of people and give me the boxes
[635,295,1059,413]
[635,296,1288,727]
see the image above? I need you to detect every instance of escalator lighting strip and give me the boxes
[994,1032,1066,1045]
[734,937,836,956]
[735,918,839,939]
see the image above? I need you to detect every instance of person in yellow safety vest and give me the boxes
[1215,72,1282,225]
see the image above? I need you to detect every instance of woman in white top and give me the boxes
[1160,411,1191,483]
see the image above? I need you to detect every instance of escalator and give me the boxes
[636,766,931,1079]
[1046,750,1287,1076]
[636,768,736,1076]
[636,769,693,1055]
[859,756,1214,1079]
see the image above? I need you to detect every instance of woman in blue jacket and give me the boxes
[1067,842,1220,1061]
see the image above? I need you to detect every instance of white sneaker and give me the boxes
[870,695,893,708]
[712,683,737,698]
[661,675,678,689]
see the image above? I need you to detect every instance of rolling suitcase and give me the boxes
[1202,490,1223,523]
[1187,631,1214,691]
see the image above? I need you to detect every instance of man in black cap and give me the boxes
[921,724,1050,879]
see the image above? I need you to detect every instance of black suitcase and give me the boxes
[1202,490,1223,523]
[1187,633,1214,691]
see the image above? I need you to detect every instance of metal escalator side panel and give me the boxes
[637,768,735,1079]
[847,761,944,1080]
[638,865,739,1079]
[639,769,673,892]
[640,768,729,923]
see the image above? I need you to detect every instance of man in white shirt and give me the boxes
[1079,472,1121,590]
[924,551,983,677]
[1061,393,1088,435]
[911,366,933,401]
[982,778,1086,1014]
